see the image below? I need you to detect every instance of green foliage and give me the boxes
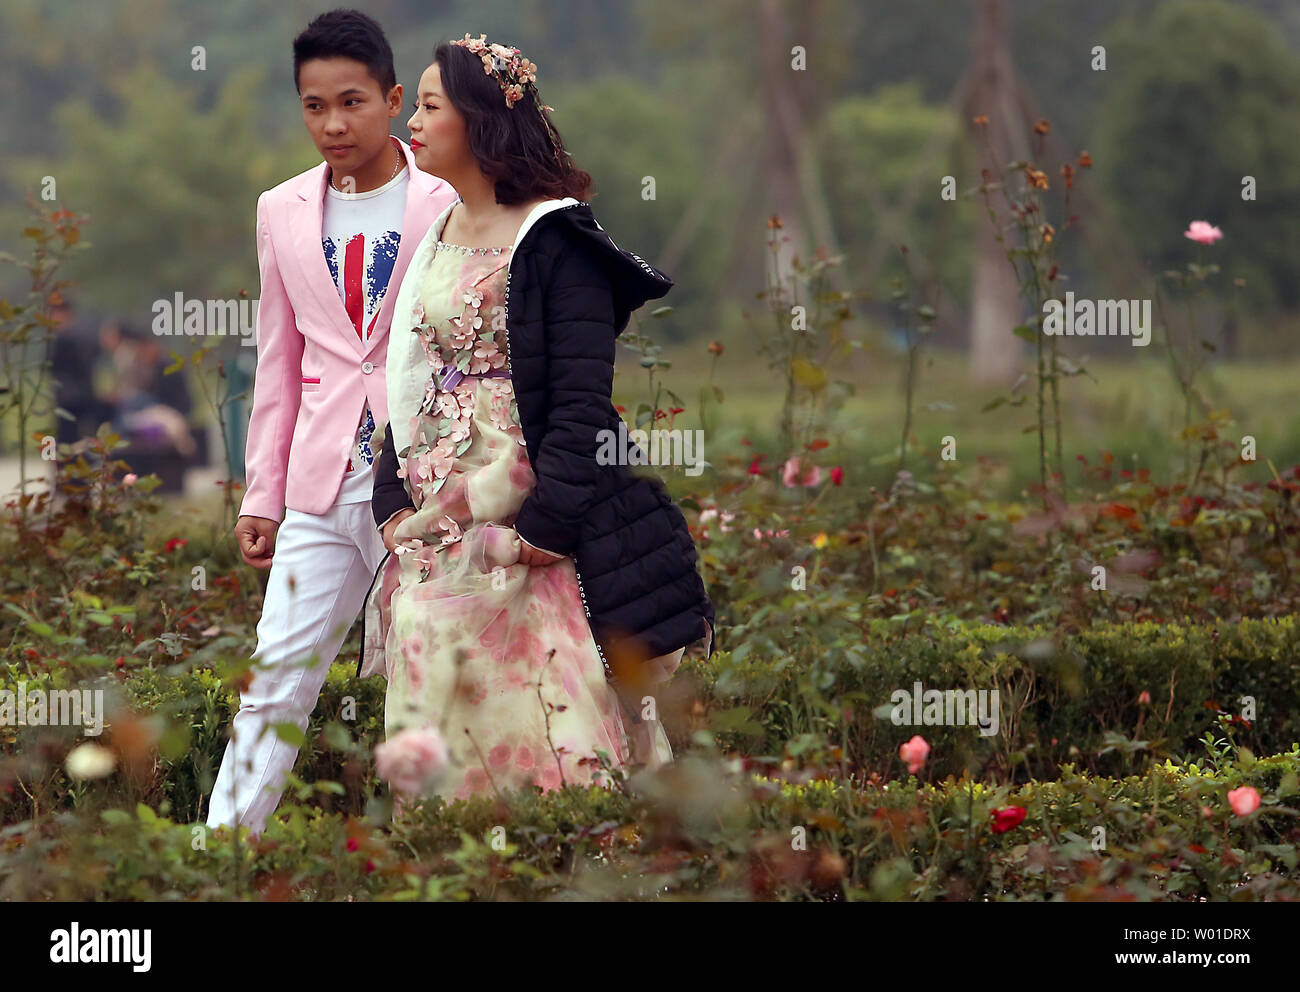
[1096,0,1300,310]
[690,618,1300,784]
[5,63,306,315]
[821,83,976,298]
[3,742,1296,901]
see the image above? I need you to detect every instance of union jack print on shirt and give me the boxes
[322,230,400,341]
[322,230,398,472]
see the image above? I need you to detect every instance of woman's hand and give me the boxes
[516,531,565,566]
[382,508,417,552]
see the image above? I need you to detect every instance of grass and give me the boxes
[613,335,1300,499]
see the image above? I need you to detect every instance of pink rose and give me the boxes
[899,734,930,774]
[1227,785,1260,817]
[374,727,449,794]
[122,473,138,487]
[782,456,821,487]
[1183,220,1223,245]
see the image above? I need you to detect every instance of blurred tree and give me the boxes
[820,83,976,337]
[6,63,310,319]
[1095,0,1300,311]
[961,0,1033,386]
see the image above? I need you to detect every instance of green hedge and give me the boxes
[688,616,1300,782]
[6,617,1297,825]
[4,744,1296,901]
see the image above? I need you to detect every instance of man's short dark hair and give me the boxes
[293,9,396,96]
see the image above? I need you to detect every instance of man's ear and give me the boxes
[387,83,403,118]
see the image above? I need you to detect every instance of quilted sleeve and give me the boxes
[512,239,616,556]
[372,423,415,531]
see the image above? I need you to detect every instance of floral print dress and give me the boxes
[372,240,672,804]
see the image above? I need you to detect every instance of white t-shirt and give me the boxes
[321,156,408,504]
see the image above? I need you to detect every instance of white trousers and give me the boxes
[207,500,386,835]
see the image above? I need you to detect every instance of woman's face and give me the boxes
[407,62,470,179]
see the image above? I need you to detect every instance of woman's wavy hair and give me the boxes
[431,40,593,205]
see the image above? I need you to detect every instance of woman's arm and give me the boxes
[512,239,617,557]
[372,424,415,531]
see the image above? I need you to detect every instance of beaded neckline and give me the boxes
[434,240,513,256]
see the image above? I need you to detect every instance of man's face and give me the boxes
[298,57,401,179]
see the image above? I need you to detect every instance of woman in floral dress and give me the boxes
[373,232,674,803]
[363,34,713,807]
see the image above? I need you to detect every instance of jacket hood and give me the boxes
[382,197,672,441]
[520,202,674,335]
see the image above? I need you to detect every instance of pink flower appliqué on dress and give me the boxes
[374,242,669,806]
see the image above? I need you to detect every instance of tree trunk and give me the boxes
[966,0,1027,386]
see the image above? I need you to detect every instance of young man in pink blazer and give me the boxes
[208,10,457,835]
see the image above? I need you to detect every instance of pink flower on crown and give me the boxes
[457,33,488,54]
[412,301,425,324]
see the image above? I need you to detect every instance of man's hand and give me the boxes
[235,515,279,569]
[517,532,565,567]
[382,508,417,552]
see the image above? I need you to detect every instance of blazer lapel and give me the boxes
[286,162,362,353]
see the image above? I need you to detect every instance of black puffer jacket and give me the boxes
[369,202,715,678]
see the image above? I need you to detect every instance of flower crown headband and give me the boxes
[450,32,563,163]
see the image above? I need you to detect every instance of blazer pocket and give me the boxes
[301,375,322,393]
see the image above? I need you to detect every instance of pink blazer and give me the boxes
[239,138,457,521]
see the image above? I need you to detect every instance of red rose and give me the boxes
[346,837,360,852]
[830,466,844,486]
[991,806,1027,833]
